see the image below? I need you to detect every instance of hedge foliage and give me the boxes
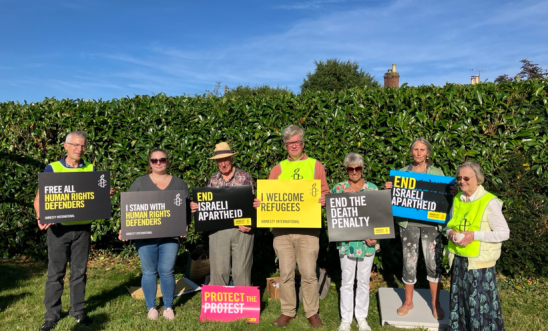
[1,79,547,277]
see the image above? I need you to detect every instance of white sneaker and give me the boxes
[338,321,351,331]
[147,308,158,320]
[358,319,371,331]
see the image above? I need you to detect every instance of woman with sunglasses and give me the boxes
[446,162,509,330]
[121,148,190,321]
[334,153,378,331]
[385,138,450,319]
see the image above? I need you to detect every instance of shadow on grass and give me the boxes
[0,262,47,293]
[173,289,199,310]
[0,293,31,312]
[84,276,140,315]
[70,313,108,331]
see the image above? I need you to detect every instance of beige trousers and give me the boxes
[209,228,254,286]
[273,229,320,318]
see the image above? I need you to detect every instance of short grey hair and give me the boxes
[456,162,485,184]
[344,152,364,168]
[410,138,433,161]
[282,125,305,142]
[66,130,87,145]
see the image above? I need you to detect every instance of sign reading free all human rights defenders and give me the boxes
[256,179,321,228]
[200,285,260,323]
[193,186,256,232]
[39,171,111,224]
[326,190,395,242]
[389,170,455,223]
[120,190,187,240]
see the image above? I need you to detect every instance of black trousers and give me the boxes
[44,224,91,321]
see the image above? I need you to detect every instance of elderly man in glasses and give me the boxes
[261,124,329,328]
[33,130,114,331]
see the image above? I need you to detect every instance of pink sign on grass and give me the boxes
[199,285,261,323]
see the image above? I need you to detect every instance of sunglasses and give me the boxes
[346,166,363,173]
[456,175,475,182]
[150,158,167,165]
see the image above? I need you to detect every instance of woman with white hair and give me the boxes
[385,138,450,319]
[334,152,378,331]
[446,162,509,330]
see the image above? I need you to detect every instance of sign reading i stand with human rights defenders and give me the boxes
[193,186,256,232]
[39,171,111,223]
[389,170,455,223]
[120,190,187,240]
[256,179,321,228]
[326,190,395,242]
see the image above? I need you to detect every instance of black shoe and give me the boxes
[40,320,57,331]
[75,314,92,326]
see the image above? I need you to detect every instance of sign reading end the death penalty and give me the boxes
[193,186,255,232]
[121,190,187,239]
[326,190,395,241]
[389,170,455,223]
[39,171,111,223]
[257,179,321,228]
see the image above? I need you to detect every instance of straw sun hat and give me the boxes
[208,142,238,160]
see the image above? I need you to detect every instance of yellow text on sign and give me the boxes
[234,218,252,226]
[374,227,391,235]
[393,176,416,189]
[427,211,447,221]
[256,180,321,228]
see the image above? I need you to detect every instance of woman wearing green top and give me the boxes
[385,138,451,320]
[334,153,377,331]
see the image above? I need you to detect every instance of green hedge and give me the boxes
[1,79,547,277]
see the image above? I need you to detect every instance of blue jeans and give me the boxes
[135,238,179,310]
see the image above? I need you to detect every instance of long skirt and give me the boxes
[449,256,505,331]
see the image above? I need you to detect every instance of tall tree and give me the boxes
[300,59,379,93]
[494,59,547,83]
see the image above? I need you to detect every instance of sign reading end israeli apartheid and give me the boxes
[121,190,187,239]
[389,170,455,223]
[326,190,395,241]
[200,285,260,323]
[193,186,255,232]
[39,171,111,224]
[257,179,321,228]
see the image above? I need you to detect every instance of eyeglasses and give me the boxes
[66,142,86,149]
[150,158,167,165]
[284,140,303,147]
[346,166,363,173]
[456,175,475,182]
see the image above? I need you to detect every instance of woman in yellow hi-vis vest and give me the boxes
[446,162,510,331]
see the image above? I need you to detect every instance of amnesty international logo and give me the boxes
[310,183,319,197]
[98,174,107,188]
[174,193,183,206]
[292,168,304,180]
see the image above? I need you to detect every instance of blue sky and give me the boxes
[1,0,547,102]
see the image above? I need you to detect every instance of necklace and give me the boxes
[151,175,170,184]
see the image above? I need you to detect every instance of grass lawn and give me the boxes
[1,256,547,331]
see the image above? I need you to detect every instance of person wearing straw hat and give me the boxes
[190,142,259,286]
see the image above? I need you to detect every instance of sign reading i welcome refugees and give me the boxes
[39,171,111,223]
[256,179,321,228]
[121,190,187,239]
[389,170,455,223]
[193,186,256,232]
[200,285,260,323]
[326,190,395,241]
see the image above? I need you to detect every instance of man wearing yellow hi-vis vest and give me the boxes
[446,162,509,331]
[262,125,329,328]
[33,130,114,331]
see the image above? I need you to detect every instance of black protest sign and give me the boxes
[121,190,188,240]
[389,170,455,223]
[326,190,395,242]
[39,171,111,224]
[193,186,255,232]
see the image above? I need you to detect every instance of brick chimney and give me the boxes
[384,63,400,87]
